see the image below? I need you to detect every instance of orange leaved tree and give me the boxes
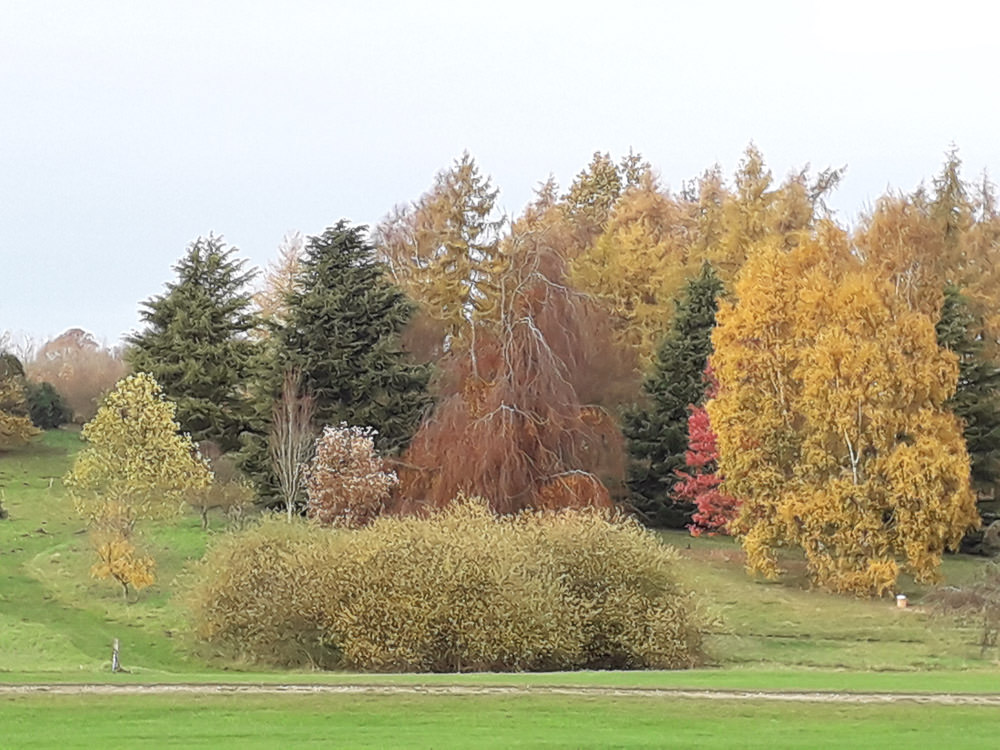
[396,214,625,515]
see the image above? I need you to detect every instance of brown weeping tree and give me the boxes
[395,205,628,515]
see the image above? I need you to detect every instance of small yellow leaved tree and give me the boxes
[65,373,212,598]
[710,226,979,596]
[90,525,156,600]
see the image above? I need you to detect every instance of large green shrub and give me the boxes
[187,499,706,671]
[186,518,345,668]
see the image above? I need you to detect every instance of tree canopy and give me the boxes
[128,236,259,452]
[710,228,979,595]
[65,372,212,531]
[623,262,724,526]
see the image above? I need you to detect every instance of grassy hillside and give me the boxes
[0,431,214,675]
[0,431,996,681]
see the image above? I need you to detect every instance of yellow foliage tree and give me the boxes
[65,372,212,534]
[709,227,979,596]
[569,174,696,366]
[0,353,40,450]
[375,152,506,345]
[699,144,841,281]
[561,151,649,237]
[89,524,156,600]
[254,231,305,332]
[854,150,1000,357]
[569,146,841,368]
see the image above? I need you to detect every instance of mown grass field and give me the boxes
[4,693,1000,749]
[1,431,998,747]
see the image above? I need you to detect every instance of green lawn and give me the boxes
[3,693,1000,749]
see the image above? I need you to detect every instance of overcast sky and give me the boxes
[2,0,998,346]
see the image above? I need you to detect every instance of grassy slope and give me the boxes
[4,694,1000,750]
[1,431,997,687]
[0,431,213,675]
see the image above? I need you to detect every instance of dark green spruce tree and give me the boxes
[936,285,1000,495]
[128,235,259,453]
[623,262,723,527]
[26,382,72,429]
[242,220,432,498]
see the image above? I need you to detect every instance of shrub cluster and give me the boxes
[187,499,705,671]
[25,381,72,429]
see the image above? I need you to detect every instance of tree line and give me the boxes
[5,145,1000,598]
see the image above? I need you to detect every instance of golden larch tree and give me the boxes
[569,174,696,367]
[375,153,506,346]
[569,146,842,369]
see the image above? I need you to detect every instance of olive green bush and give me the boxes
[187,518,345,668]
[322,500,577,671]
[187,498,706,671]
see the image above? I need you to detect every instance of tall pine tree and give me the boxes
[623,262,723,526]
[128,236,259,453]
[243,221,431,500]
[936,285,1000,495]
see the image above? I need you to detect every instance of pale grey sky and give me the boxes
[2,0,998,346]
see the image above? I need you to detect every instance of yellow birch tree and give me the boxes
[710,226,979,596]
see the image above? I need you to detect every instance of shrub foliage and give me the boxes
[25,381,72,429]
[188,499,705,671]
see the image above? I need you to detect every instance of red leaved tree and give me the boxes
[673,367,739,536]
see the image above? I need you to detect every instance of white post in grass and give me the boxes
[111,638,120,672]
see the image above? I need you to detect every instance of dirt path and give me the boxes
[4,683,1000,705]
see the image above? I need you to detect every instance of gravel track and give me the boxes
[4,683,1000,705]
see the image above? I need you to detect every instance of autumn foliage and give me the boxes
[375,152,506,346]
[306,424,398,527]
[65,373,212,598]
[25,328,127,423]
[89,527,156,600]
[92,146,1000,622]
[710,228,979,595]
[188,499,706,671]
[674,369,739,536]
[396,218,625,515]
[66,373,212,531]
[0,353,39,450]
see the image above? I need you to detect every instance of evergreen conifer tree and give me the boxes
[127,236,259,453]
[623,262,723,526]
[936,285,1000,493]
[243,221,431,498]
